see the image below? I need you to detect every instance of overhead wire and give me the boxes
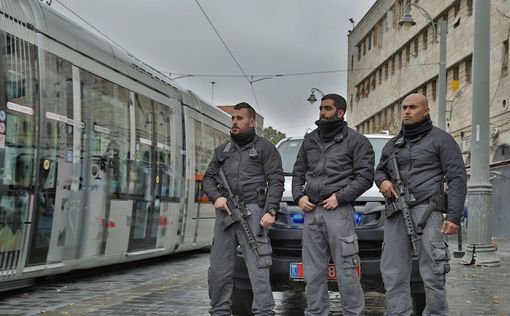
[163,63,440,79]
[53,0,175,83]
[54,0,127,55]
[194,0,261,112]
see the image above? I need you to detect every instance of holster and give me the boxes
[439,187,448,213]
[256,186,267,208]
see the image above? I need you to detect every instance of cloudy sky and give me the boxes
[51,0,376,136]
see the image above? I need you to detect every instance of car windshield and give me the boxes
[277,136,390,175]
[277,139,304,175]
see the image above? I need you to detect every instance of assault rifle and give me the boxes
[385,155,420,256]
[218,169,259,257]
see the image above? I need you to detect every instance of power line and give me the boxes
[163,62,440,80]
[54,0,127,55]
[53,0,175,83]
[194,0,261,113]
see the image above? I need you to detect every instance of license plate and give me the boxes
[290,262,361,281]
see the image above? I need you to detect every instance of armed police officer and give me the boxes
[203,102,284,316]
[375,93,467,315]
[292,94,374,316]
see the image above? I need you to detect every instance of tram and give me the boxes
[0,0,230,290]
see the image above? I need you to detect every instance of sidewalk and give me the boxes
[446,236,510,316]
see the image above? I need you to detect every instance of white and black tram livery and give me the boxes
[0,0,230,290]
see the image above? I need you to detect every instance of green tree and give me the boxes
[262,126,286,145]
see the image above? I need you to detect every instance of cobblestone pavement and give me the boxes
[0,238,509,315]
[446,237,510,316]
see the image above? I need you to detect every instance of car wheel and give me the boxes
[231,285,254,316]
[412,292,426,315]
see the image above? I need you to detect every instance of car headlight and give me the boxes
[354,202,385,227]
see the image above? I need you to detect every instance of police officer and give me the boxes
[375,93,467,315]
[203,102,284,316]
[292,93,374,316]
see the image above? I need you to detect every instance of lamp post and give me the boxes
[210,81,216,106]
[461,0,500,266]
[399,4,447,131]
[307,88,325,104]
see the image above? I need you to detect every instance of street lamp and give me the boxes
[307,88,325,104]
[399,3,447,131]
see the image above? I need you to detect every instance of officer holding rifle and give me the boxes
[203,102,284,316]
[375,93,467,315]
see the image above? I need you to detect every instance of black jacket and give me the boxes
[375,126,467,225]
[203,135,284,212]
[292,125,375,205]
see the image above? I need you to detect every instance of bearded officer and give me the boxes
[292,93,374,316]
[203,102,284,316]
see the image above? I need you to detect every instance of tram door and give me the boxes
[127,94,158,252]
[0,33,37,273]
[78,70,132,258]
[153,101,181,250]
[191,118,228,247]
[39,64,86,264]
[182,108,228,248]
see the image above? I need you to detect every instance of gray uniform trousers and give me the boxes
[381,204,451,316]
[302,205,365,316]
[208,203,275,316]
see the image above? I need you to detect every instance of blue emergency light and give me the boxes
[290,213,304,224]
[354,212,364,225]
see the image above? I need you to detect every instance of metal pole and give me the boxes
[462,0,500,266]
[438,18,447,130]
[210,81,216,106]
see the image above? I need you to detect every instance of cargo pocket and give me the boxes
[339,234,360,277]
[339,234,359,257]
[431,240,451,275]
[255,236,272,268]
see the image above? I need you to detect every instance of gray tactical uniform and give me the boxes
[292,126,374,316]
[375,126,467,315]
[203,134,284,316]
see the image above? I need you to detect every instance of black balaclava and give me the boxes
[231,128,256,147]
[315,117,347,143]
[400,114,433,139]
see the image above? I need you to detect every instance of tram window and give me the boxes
[130,94,154,199]
[80,71,130,196]
[193,120,228,203]
[40,53,73,178]
[0,193,29,257]
[154,102,177,199]
[1,33,37,188]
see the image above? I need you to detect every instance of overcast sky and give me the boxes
[52,0,376,136]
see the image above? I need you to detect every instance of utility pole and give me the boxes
[462,0,500,266]
[210,81,216,106]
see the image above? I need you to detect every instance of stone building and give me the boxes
[347,0,510,165]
